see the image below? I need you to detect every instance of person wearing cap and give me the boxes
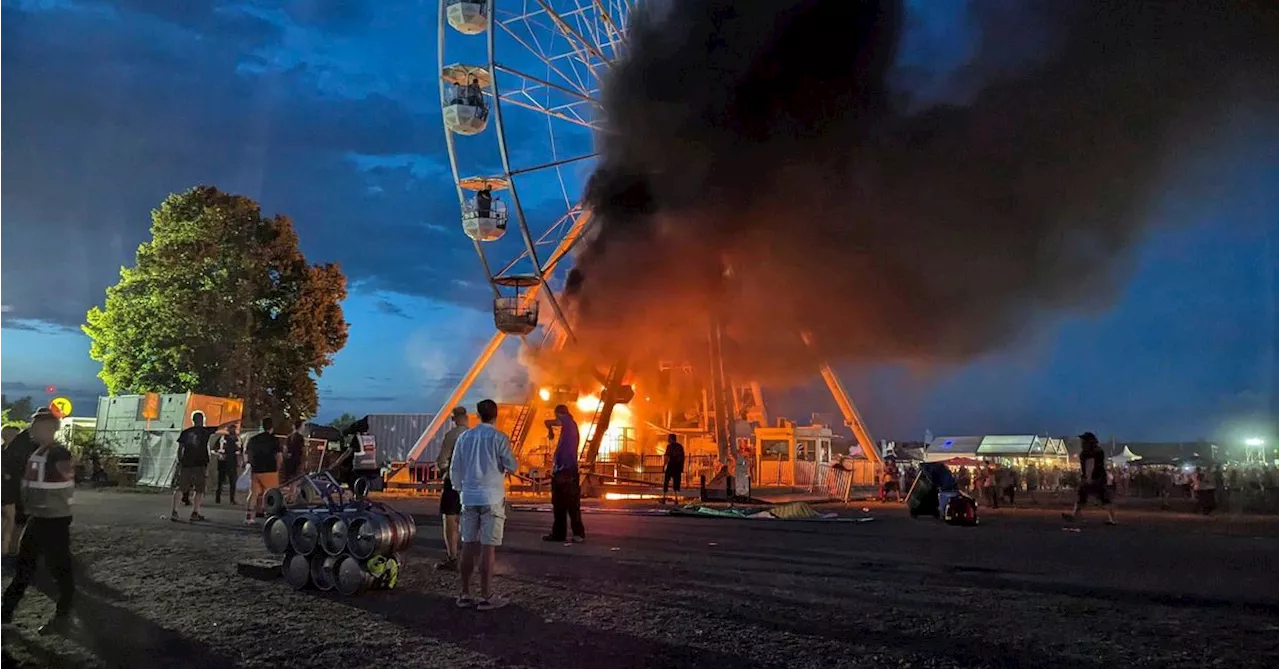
[2,411,75,634]
[1063,432,1117,525]
[435,406,469,571]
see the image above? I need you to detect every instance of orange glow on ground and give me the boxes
[603,492,662,501]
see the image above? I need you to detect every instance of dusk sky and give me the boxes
[1,0,1275,446]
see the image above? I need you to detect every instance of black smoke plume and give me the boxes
[564,0,1276,382]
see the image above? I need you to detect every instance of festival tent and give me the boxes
[1109,445,1143,466]
[924,436,983,462]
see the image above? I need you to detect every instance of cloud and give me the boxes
[0,0,486,328]
[0,319,79,334]
[374,299,411,319]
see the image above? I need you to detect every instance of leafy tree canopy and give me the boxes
[326,412,361,433]
[83,186,349,421]
[1,395,35,423]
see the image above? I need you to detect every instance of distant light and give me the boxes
[538,387,551,402]
[1245,438,1265,447]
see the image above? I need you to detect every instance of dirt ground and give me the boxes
[2,490,1276,668]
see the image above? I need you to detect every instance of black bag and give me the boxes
[943,493,979,526]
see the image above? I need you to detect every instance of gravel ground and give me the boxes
[2,491,1276,669]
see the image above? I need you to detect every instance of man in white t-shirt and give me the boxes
[448,399,517,611]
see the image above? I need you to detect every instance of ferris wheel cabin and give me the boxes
[458,176,509,242]
[492,275,540,335]
[441,64,491,136]
[445,0,488,35]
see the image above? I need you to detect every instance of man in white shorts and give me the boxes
[448,399,517,611]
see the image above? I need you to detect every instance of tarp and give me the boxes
[136,430,180,488]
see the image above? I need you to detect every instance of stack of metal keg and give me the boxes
[260,473,416,595]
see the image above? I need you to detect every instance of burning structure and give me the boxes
[404,0,1274,495]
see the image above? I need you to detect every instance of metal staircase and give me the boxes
[508,403,535,460]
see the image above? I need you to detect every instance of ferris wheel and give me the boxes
[438,0,629,342]
[396,0,630,464]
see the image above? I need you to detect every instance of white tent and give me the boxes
[1109,445,1142,466]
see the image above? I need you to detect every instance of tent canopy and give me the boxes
[924,436,981,462]
[1109,445,1143,465]
[925,434,1070,462]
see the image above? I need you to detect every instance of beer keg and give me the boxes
[319,514,349,556]
[289,512,320,555]
[262,513,292,554]
[334,554,372,596]
[263,487,287,517]
[310,553,338,592]
[282,551,311,590]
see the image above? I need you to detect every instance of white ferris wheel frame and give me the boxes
[437,0,631,341]
[403,0,631,463]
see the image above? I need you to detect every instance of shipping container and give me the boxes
[94,393,245,457]
[363,414,435,464]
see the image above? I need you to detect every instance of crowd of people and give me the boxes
[884,433,1279,517]
[167,412,310,526]
[4,403,1273,630]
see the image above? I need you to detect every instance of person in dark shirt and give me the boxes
[2,419,40,557]
[213,424,242,505]
[244,417,282,525]
[543,405,585,543]
[1063,432,1116,525]
[171,412,234,522]
[283,420,308,481]
[661,434,686,504]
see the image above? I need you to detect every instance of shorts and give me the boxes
[252,472,281,495]
[2,483,21,506]
[440,477,462,516]
[459,503,506,546]
[175,466,207,495]
[1077,480,1111,506]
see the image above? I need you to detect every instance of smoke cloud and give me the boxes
[562,0,1275,383]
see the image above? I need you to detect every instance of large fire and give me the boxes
[571,392,635,459]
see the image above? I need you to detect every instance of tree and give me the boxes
[83,186,349,422]
[327,412,360,433]
[1,395,35,422]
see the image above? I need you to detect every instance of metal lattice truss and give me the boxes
[494,0,627,132]
[439,0,630,326]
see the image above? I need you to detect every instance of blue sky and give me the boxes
[1,0,1275,445]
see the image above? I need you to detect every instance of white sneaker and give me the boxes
[476,594,509,611]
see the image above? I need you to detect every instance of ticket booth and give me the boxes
[753,424,834,487]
